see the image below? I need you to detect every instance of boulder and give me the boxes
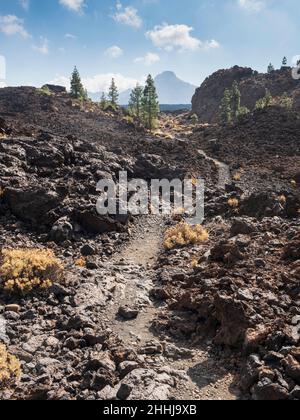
[49,217,73,243]
[230,218,256,236]
[252,379,289,400]
[4,187,61,226]
[76,211,118,234]
[42,85,67,94]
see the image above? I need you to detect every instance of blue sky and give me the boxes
[0,0,300,93]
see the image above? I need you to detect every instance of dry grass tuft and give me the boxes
[75,257,86,268]
[164,222,209,250]
[291,180,297,187]
[228,198,239,208]
[279,195,287,204]
[233,173,242,181]
[0,248,64,294]
[0,344,21,389]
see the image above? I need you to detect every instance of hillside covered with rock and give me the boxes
[0,81,299,401]
[192,66,300,123]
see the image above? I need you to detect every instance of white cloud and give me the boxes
[0,15,30,38]
[59,0,85,12]
[65,33,77,39]
[52,73,141,93]
[113,2,142,28]
[32,37,49,55]
[105,45,124,59]
[204,39,220,50]
[238,0,265,12]
[146,23,220,52]
[19,0,30,11]
[134,52,160,66]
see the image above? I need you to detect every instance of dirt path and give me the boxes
[94,213,239,400]
[108,215,164,346]
[198,149,231,189]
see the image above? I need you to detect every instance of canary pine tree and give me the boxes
[129,84,143,121]
[108,78,119,107]
[142,75,159,131]
[220,89,232,124]
[70,66,87,100]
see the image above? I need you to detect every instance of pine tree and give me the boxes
[190,114,199,125]
[265,89,272,106]
[282,57,288,67]
[255,89,273,110]
[100,92,107,110]
[70,66,86,100]
[108,78,119,107]
[267,63,275,73]
[129,84,143,121]
[220,89,232,124]
[231,81,241,120]
[142,75,159,131]
[237,106,250,120]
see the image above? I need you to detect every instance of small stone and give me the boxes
[139,341,163,355]
[65,337,84,350]
[117,383,133,400]
[97,385,117,400]
[44,336,59,348]
[51,283,70,297]
[81,244,96,256]
[87,353,115,372]
[291,316,300,326]
[255,258,266,268]
[290,385,300,399]
[4,311,20,321]
[5,304,20,314]
[118,306,139,320]
[282,355,300,383]
[118,361,139,378]
[86,261,99,270]
[252,379,289,400]
[264,352,284,363]
[237,289,254,301]
[21,309,37,320]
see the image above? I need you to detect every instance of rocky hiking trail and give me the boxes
[70,124,239,399]
[81,214,240,400]
[79,130,238,400]
[197,149,231,190]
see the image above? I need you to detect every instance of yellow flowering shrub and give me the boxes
[0,248,64,294]
[0,344,21,389]
[164,222,209,250]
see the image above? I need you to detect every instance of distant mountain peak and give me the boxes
[155,71,177,79]
[119,70,196,105]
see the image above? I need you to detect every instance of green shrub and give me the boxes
[39,85,51,96]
